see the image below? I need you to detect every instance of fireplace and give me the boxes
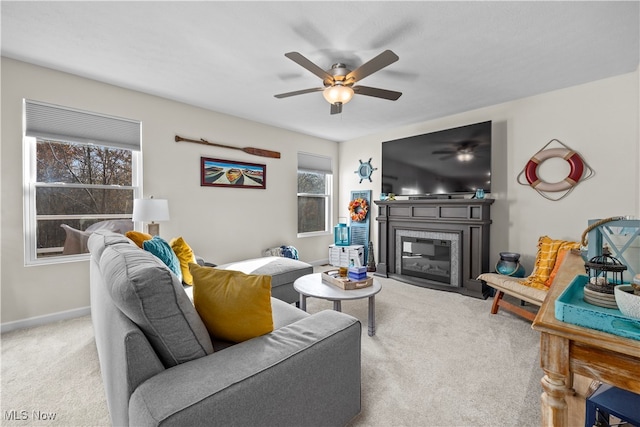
[397,231,460,288]
[375,198,493,299]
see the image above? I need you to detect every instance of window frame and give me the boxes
[296,154,333,238]
[22,101,142,266]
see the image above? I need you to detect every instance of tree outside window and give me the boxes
[33,139,136,258]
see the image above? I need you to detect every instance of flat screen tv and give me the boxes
[381,121,491,197]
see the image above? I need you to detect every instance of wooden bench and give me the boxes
[478,249,585,321]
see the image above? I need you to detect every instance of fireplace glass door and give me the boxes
[401,237,452,286]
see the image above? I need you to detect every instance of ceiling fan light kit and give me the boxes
[457,152,474,162]
[323,84,354,105]
[275,50,402,115]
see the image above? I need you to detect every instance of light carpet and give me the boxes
[1,275,541,426]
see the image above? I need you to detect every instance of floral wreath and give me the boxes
[349,198,369,222]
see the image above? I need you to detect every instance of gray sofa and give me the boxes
[88,231,362,426]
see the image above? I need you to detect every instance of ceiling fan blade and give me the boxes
[284,52,334,82]
[330,103,342,115]
[432,150,455,155]
[353,85,402,101]
[346,50,399,83]
[274,87,323,99]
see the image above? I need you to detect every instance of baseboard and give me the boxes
[308,258,329,266]
[1,306,91,333]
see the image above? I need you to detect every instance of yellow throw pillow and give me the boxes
[189,263,273,343]
[170,237,197,285]
[519,236,580,290]
[125,230,153,248]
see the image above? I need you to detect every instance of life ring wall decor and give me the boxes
[524,148,584,192]
[517,139,594,201]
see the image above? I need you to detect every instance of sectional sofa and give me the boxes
[88,231,362,426]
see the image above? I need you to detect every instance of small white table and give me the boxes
[293,273,382,336]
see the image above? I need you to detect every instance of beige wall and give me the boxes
[2,57,639,327]
[339,70,639,273]
[1,58,338,325]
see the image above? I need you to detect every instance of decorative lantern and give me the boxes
[334,223,351,246]
[583,246,627,309]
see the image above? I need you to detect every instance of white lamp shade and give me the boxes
[323,85,354,105]
[132,198,170,222]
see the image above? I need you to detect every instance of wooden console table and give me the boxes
[531,276,640,426]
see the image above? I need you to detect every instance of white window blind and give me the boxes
[25,100,141,151]
[297,152,332,174]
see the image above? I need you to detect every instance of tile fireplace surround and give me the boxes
[375,198,494,299]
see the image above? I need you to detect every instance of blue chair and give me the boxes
[585,383,640,427]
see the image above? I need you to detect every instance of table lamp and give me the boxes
[132,197,170,236]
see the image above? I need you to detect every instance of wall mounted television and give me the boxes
[381,121,492,197]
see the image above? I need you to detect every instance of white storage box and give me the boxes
[329,244,364,267]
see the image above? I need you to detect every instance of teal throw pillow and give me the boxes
[143,236,183,282]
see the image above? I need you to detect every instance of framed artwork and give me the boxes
[200,157,266,189]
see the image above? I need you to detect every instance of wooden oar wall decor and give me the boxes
[175,135,281,159]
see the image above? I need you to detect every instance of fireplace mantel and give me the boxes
[375,198,493,299]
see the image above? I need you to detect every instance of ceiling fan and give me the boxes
[432,141,489,162]
[274,50,402,115]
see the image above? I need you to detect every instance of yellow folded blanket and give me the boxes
[518,236,580,290]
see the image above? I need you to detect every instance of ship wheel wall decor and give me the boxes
[355,158,377,183]
[517,139,594,201]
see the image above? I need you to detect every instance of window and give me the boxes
[23,100,142,264]
[297,152,333,236]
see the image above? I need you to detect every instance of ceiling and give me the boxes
[2,1,639,142]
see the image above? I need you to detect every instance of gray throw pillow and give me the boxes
[97,237,214,367]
